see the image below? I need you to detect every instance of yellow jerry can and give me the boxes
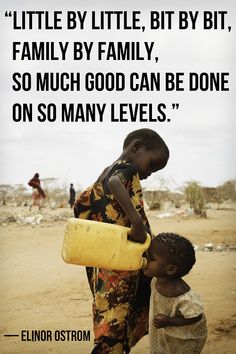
[62,218,151,270]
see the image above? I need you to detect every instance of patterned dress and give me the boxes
[149,278,207,354]
[74,160,151,354]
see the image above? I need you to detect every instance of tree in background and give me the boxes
[218,180,236,202]
[184,181,207,217]
[13,184,29,206]
[0,184,14,205]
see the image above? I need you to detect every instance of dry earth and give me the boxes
[0,206,236,353]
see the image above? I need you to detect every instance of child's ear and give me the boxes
[132,140,144,152]
[166,264,178,276]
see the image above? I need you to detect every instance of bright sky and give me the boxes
[0,0,235,192]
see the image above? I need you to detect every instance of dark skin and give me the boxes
[106,140,169,243]
[143,241,202,328]
[153,313,202,328]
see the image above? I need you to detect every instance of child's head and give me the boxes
[143,233,196,279]
[123,129,169,180]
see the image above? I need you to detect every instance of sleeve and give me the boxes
[111,161,138,185]
[150,277,157,290]
[177,292,204,319]
[104,161,138,191]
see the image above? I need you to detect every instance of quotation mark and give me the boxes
[5,11,12,17]
[172,103,179,109]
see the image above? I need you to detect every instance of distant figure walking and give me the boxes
[28,173,46,211]
[69,183,76,208]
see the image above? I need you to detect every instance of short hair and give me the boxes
[123,128,169,157]
[153,233,196,277]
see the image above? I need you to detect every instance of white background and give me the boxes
[0,0,235,191]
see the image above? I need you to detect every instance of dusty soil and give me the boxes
[0,206,236,353]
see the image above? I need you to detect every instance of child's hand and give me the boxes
[153,313,171,328]
[128,218,147,243]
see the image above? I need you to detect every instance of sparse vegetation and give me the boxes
[0,178,81,209]
[218,180,236,202]
[0,178,235,213]
[184,181,207,217]
[0,184,14,205]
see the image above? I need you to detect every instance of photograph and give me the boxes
[0,0,235,353]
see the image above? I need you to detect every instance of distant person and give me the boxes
[69,183,76,208]
[28,173,45,211]
[74,128,169,353]
[143,233,207,354]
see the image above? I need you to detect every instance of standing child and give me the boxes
[143,233,207,354]
[74,128,169,354]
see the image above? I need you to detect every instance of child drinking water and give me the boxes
[74,128,169,354]
[143,233,207,354]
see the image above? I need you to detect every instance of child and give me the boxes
[74,128,169,354]
[143,233,207,354]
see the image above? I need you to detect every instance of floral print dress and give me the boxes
[74,160,151,354]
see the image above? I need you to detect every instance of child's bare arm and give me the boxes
[108,175,147,243]
[153,313,202,329]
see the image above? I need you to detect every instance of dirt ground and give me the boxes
[0,206,236,354]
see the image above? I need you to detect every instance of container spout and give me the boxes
[141,257,148,270]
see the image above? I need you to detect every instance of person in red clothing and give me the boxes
[28,173,45,211]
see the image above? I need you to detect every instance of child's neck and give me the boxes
[155,276,190,298]
[117,148,133,162]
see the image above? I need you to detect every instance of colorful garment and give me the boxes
[28,174,45,208]
[28,174,46,198]
[74,160,151,354]
[31,188,44,207]
[149,278,207,354]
